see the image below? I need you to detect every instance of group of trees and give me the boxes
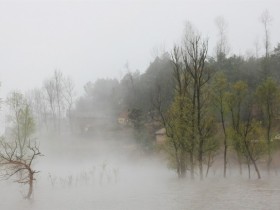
[152,13,280,179]
[91,13,279,180]
[0,70,75,199]
[70,21,280,180]
[71,14,280,180]
[26,70,76,133]
[153,25,215,180]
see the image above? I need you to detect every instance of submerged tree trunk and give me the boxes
[205,152,212,178]
[251,158,261,179]
[237,154,243,176]
[247,159,251,179]
[179,152,187,178]
[223,141,227,178]
[265,106,272,174]
[26,171,34,200]
[198,139,204,181]
[221,109,228,178]
[267,136,272,174]
[173,145,181,178]
[244,141,261,179]
[190,152,195,180]
[197,87,204,181]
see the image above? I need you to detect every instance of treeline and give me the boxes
[67,33,280,181]
[70,27,280,180]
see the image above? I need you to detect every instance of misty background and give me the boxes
[0,0,279,98]
[0,1,280,210]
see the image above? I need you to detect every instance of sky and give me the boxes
[0,0,279,98]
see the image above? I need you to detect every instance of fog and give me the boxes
[0,0,280,97]
[1,0,280,210]
[0,133,280,209]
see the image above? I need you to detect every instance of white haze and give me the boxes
[0,0,279,97]
[0,133,280,210]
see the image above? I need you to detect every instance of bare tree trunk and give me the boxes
[237,154,243,176]
[223,140,227,178]
[26,171,34,200]
[190,152,195,180]
[244,141,261,179]
[174,147,181,178]
[247,161,251,179]
[197,88,204,181]
[267,114,272,174]
[246,157,251,179]
[221,109,228,178]
[206,152,212,178]
[198,138,204,181]
[267,139,272,174]
[179,152,187,178]
[190,90,196,180]
[252,159,261,179]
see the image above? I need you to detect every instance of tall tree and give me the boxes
[53,70,65,133]
[182,23,214,180]
[43,70,68,133]
[256,78,280,173]
[212,72,229,177]
[226,81,248,175]
[44,79,57,130]
[27,88,49,131]
[215,16,229,61]
[260,10,273,78]
[63,77,76,132]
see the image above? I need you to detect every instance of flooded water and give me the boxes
[0,136,279,210]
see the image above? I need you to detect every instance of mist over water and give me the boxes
[0,132,279,210]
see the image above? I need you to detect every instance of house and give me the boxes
[73,112,116,134]
[155,128,166,144]
[117,111,130,126]
[273,133,280,141]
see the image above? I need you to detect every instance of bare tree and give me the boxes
[63,77,75,132]
[44,79,57,128]
[0,140,42,199]
[2,92,42,199]
[27,88,49,131]
[43,70,66,133]
[54,70,65,133]
[215,16,230,61]
[260,10,273,77]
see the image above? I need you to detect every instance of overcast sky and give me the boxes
[0,0,279,97]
